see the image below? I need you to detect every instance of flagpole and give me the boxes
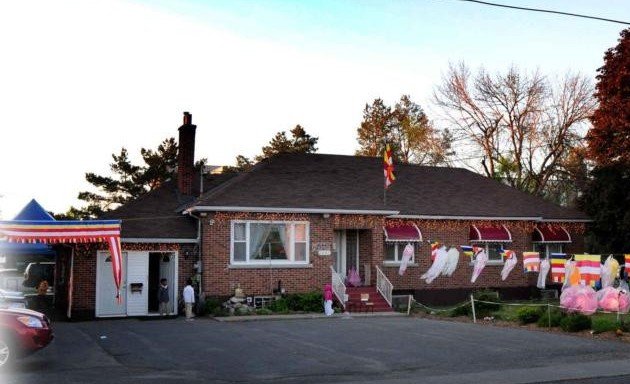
[384,185,387,206]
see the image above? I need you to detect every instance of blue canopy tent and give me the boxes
[0,200,56,265]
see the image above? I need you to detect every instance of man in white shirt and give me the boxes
[183,278,195,320]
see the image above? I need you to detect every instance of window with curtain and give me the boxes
[231,221,309,264]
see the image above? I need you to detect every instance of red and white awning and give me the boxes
[533,225,571,243]
[469,224,512,243]
[0,220,123,302]
[383,224,422,242]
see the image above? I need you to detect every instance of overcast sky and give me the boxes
[0,0,627,219]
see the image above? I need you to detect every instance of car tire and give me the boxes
[0,337,13,369]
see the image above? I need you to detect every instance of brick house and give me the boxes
[74,112,588,318]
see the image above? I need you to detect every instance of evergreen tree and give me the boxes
[59,137,178,219]
[579,164,630,253]
[258,125,318,161]
[226,125,318,172]
[355,98,392,158]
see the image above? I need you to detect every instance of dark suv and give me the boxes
[22,262,55,290]
[0,307,53,368]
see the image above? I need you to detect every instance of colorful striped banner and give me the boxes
[523,252,540,272]
[550,253,567,283]
[626,254,630,276]
[574,254,601,287]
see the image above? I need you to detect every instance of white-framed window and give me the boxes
[385,242,419,263]
[231,221,309,264]
[471,242,507,263]
[533,243,564,259]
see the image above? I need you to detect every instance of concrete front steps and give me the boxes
[345,286,393,313]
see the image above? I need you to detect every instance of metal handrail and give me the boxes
[375,266,393,307]
[330,266,347,309]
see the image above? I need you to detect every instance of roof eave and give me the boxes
[391,215,591,222]
[186,206,399,216]
[121,238,199,244]
[391,215,542,221]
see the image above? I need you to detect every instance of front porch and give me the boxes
[331,228,393,312]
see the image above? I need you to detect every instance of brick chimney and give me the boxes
[177,111,196,195]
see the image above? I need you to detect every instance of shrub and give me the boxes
[537,309,565,328]
[473,291,501,316]
[450,303,471,317]
[516,307,542,324]
[255,308,273,316]
[560,314,592,332]
[591,317,619,334]
[285,292,324,312]
[268,298,289,313]
[203,297,221,315]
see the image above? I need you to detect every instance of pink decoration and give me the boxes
[346,267,361,287]
[560,285,598,315]
[597,286,630,313]
[323,284,333,301]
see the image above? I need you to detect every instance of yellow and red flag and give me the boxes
[383,144,395,188]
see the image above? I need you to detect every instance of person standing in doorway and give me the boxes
[158,278,169,316]
[183,278,195,320]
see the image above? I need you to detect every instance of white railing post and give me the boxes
[330,266,347,310]
[375,266,393,307]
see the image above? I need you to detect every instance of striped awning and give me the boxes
[533,225,571,243]
[0,219,123,302]
[383,224,422,242]
[469,224,512,242]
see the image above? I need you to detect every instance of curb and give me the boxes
[212,311,406,322]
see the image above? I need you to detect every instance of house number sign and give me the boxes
[313,242,332,256]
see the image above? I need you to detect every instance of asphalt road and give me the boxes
[3,315,630,384]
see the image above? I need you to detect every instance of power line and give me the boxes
[456,0,630,25]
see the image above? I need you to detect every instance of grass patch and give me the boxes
[591,317,619,334]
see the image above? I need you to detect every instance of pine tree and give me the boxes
[59,137,178,219]
[227,125,319,172]
[355,98,392,158]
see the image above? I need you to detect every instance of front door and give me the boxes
[334,230,360,279]
[126,251,149,316]
[96,251,127,317]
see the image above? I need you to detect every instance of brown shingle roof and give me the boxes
[101,173,237,239]
[194,154,587,221]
